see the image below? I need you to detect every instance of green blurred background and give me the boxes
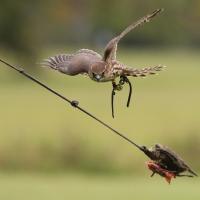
[0,0,200,199]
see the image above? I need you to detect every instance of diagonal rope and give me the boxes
[0,58,144,152]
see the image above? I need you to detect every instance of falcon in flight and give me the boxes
[41,8,165,118]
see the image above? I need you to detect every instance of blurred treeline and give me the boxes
[0,0,200,63]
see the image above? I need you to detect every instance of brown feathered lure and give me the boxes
[141,144,198,184]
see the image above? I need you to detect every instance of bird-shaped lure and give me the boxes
[41,9,165,118]
[141,144,198,183]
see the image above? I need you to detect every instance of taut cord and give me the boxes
[0,58,144,152]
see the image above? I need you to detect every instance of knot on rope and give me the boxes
[71,100,79,107]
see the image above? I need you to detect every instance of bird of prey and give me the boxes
[141,144,198,182]
[41,8,165,118]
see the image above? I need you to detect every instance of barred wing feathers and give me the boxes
[41,49,102,76]
[119,65,165,77]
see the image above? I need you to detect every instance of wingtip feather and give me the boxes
[150,8,164,19]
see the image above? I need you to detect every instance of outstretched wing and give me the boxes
[116,65,165,77]
[41,54,73,70]
[103,8,163,62]
[41,49,102,76]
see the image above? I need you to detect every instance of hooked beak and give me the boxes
[93,74,102,82]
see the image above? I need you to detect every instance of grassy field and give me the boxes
[0,48,200,171]
[0,48,200,172]
[0,172,199,200]
[0,48,199,199]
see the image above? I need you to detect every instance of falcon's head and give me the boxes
[90,61,107,82]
